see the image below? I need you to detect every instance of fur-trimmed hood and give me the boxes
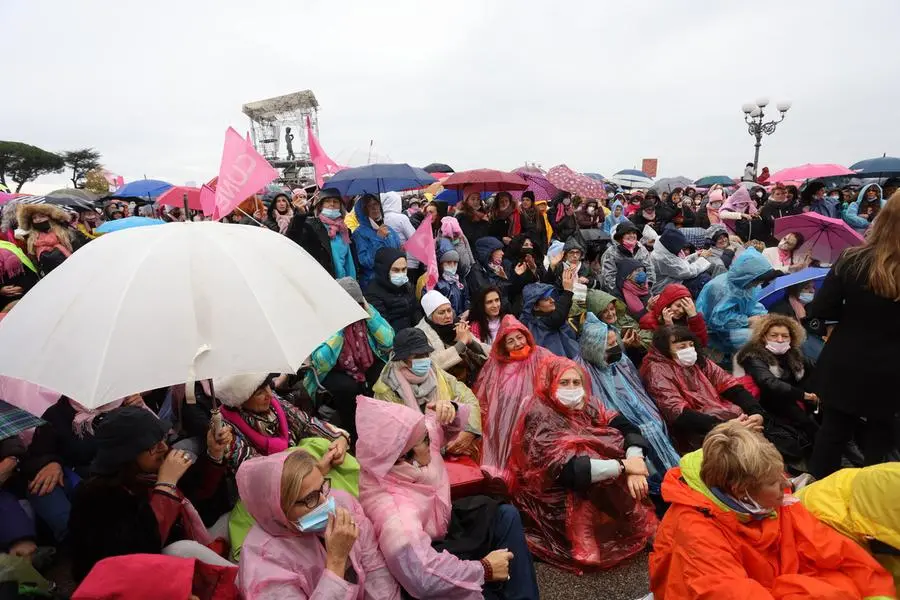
[16,203,72,229]
[734,340,806,381]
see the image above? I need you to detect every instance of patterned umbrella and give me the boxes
[511,170,560,202]
[546,164,607,199]
[0,399,45,440]
[609,169,654,190]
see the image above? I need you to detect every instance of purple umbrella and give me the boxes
[774,212,865,264]
[510,170,560,202]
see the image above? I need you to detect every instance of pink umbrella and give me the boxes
[774,212,865,264]
[156,186,203,211]
[769,163,856,183]
[0,193,28,205]
[0,375,60,418]
[546,164,607,199]
[441,169,528,192]
[510,170,559,202]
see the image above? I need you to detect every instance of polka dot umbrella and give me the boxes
[546,164,607,199]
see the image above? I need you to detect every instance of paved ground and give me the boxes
[536,550,651,600]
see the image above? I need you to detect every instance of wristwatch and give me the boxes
[616,458,625,477]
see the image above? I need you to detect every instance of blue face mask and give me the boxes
[633,271,648,285]
[410,357,432,376]
[295,494,335,533]
[442,264,457,276]
[390,272,409,287]
[798,292,814,304]
[321,208,341,219]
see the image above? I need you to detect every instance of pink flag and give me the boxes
[199,184,216,217]
[306,115,345,188]
[405,214,438,291]
[212,127,279,221]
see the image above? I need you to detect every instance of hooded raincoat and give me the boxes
[380,192,420,271]
[236,451,401,600]
[696,248,772,353]
[508,356,658,573]
[577,313,680,494]
[519,283,580,359]
[650,450,896,600]
[355,396,487,599]
[843,183,884,234]
[352,197,401,289]
[798,463,900,595]
[466,237,533,308]
[364,248,422,334]
[637,283,709,347]
[649,229,711,296]
[603,200,630,234]
[472,316,553,485]
[584,289,652,348]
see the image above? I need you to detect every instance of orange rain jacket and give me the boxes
[650,450,896,599]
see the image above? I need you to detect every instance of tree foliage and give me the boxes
[83,167,110,195]
[63,148,102,189]
[0,141,65,192]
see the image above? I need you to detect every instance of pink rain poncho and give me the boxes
[355,396,485,600]
[508,356,658,574]
[235,450,401,600]
[472,315,553,484]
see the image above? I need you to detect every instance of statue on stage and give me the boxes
[285,127,295,161]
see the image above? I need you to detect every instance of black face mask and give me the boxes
[32,221,51,232]
[606,347,623,364]
[521,247,534,255]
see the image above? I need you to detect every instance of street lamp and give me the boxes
[742,97,791,175]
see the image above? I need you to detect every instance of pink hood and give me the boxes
[236,451,400,600]
[355,396,484,599]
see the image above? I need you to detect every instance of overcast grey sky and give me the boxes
[3,0,899,193]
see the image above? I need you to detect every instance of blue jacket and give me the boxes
[603,200,630,234]
[519,283,579,359]
[352,196,401,288]
[808,198,839,219]
[843,183,884,233]
[696,248,771,336]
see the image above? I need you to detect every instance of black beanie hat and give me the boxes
[392,328,434,361]
[90,406,171,475]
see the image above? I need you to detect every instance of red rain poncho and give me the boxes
[473,315,553,485]
[508,356,658,573]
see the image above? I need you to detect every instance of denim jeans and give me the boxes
[27,467,80,543]
[483,504,540,600]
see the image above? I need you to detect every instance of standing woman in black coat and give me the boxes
[283,188,357,279]
[807,191,900,479]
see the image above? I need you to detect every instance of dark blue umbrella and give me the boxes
[584,173,605,181]
[759,266,830,309]
[849,156,900,178]
[435,189,491,206]
[324,163,436,196]
[109,179,173,201]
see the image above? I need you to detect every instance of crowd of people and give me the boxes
[0,173,898,600]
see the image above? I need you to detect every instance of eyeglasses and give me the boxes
[295,477,331,509]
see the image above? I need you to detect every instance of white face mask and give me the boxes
[675,347,698,367]
[556,387,585,409]
[766,341,791,355]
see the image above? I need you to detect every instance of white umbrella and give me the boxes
[610,169,654,190]
[0,222,367,408]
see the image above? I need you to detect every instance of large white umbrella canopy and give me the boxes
[0,222,367,409]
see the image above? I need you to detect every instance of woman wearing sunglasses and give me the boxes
[236,448,401,599]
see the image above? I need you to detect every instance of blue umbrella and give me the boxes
[849,156,900,178]
[759,267,830,309]
[435,189,491,206]
[109,179,173,201]
[584,173,605,181]
[95,217,165,234]
[324,163,436,196]
[694,175,735,187]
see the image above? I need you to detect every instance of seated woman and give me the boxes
[599,221,655,294]
[577,313,680,496]
[613,258,652,320]
[705,225,738,277]
[468,285,509,352]
[356,396,539,600]
[696,248,782,355]
[505,233,548,286]
[236,449,401,599]
[519,281,579,359]
[68,407,234,582]
[798,462,900,595]
[352,194,401,289]
[466,236,533,310]
[762,231,811,273]
[508,356,658,573]
[769,279,826,361]
[434,245,470,316]
[437,215,475,278]
[585,289,651,362]
[734,314,818,455]
[212,373,351,474]
[372,328,482,459]
[638,283,709,347]
[417,290,487,386]
[603,198,629,234]
[549,237,598,290]
[649,227,712,298]
[650,422,895,599]
[474,316,553,486]
[640,325,765,453]
[0,240,38,311]
[365,247,422,334]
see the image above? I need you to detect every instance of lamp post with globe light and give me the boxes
[742,97,792,177]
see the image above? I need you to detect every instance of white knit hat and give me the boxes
[421,290,452,318]
[212,372,270,407]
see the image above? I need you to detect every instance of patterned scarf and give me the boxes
[274,209,293,234]
[318,212,350,243]
[383,362,438,410]
[336,321,375,382]
[441,270,464,290]
[0,249,24,282]
[622,280,649,315]
[220,397,290,455]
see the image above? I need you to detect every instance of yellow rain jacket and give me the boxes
[799,463,900,596]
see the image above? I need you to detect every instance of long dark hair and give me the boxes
[652,325,706,367]
[469,285,507,343]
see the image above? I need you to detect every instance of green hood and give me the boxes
[679,450,732,513]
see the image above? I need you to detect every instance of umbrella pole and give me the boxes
[183,193,190,221]
[208,379,223,434]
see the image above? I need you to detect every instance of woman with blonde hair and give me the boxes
[808,190,900,479]
[650,422,895,599]
[236,449,401,599]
